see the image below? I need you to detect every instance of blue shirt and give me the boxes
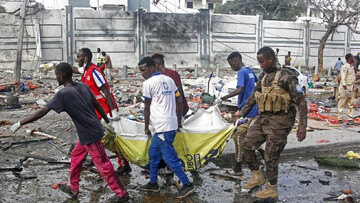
[46,82,104,145]
[237,67,258,118]
[335,60,344,71]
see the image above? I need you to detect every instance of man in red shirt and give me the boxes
[72,48,131,175]
[151,53,189,117]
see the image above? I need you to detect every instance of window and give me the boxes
[187,2,193,8]
[208,3,214,10]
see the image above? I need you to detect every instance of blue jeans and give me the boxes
[149,130,190,185]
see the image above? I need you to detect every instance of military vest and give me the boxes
[254,70,291,113]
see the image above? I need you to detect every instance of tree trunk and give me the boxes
[317,26,335,74]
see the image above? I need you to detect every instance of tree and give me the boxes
[308,0,360,73]
[214,0,306,21]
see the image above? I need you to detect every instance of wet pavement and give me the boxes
[1,73,360,202]
[1,106,360,203]
[1,144,360,203]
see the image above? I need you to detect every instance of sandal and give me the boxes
[59,184,78,198]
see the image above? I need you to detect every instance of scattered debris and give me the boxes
[0,134,15,138]
[0,157,28,173]
[324,171,332,177]
[315,139,330,144]
[318,179,330,185]
[2,137,52,151]
[0,120,13,126]
[209,172,246,181]
[26,129,57,139]
[346,151,360,159]
[293,164,317,171]
[299,180,311,186]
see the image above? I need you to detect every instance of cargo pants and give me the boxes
[338,85,355,120]
[242,118,291,185]
[233,118,254,163]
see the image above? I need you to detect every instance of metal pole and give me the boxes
[65,5,72,63]
[173,64,177,71]
[257,14,263,50]
[305,19,310,68]
[216,64,220,77]
[199,9,210,68]
[346,26,351,53]
[14,0,26,82]
[69,5,73,63]
[137,8,145,61]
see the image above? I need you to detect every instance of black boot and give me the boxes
[117,163,132,175]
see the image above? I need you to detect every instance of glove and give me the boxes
[11,121,21,133]
[103,123,116,135]
[215,98,222,106]
[236,117,249,126]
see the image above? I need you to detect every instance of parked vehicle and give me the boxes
[219,66,308,107]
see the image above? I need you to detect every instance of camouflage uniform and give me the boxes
[239,67,307,184]
[233,118,254,163]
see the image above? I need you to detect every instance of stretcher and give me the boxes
[102,106,236,171]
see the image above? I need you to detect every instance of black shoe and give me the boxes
[176,183,195,199]
[59,184,78,198]
[117,163,132,176]
[108,193,130,203]
[139,182,160,192]
[233,162,243,175]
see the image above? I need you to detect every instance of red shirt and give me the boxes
[81,64,103,98]
[81,64,117,119]
[163,68,189,116]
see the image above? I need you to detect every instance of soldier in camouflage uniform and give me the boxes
[238,47,307,199]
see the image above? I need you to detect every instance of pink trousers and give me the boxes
[70,140,127,197]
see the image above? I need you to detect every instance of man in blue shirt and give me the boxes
[335,57,344,74]
[219,52,259,175]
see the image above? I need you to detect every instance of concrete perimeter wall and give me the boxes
[1,7,359,71]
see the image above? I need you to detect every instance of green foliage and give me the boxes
[213,0,307,21]
[315,156,360,169]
